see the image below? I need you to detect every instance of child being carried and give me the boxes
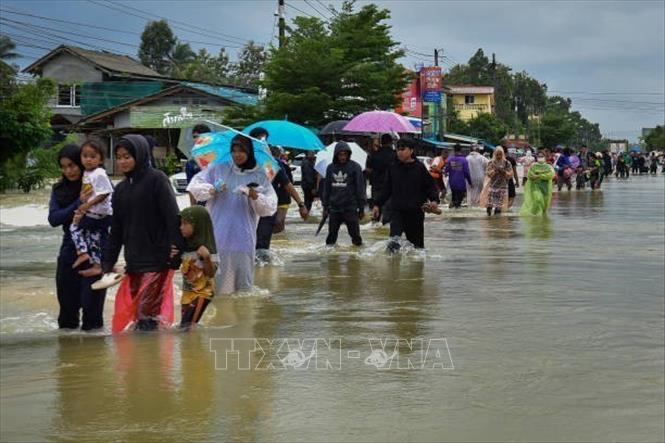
[71,140,113,269]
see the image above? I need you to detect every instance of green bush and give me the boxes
[158,152,179,176]
[16,166,45,193]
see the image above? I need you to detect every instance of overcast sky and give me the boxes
[2,0,664,141]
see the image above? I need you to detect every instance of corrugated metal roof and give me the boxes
[182,81,258,106]
[23,45,163,78]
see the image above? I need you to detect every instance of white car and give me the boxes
[170,172,188,194]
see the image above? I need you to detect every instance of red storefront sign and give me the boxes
[420,66,442,92]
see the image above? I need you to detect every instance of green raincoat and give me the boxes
[520,161,555,216]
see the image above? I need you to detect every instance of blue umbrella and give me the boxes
[191,130,280,181]
[243,120,324,151]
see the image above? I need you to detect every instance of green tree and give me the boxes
[169,41,196,77]
[0,36,19,61]
[263,16,344,125]
[539,111,576,149]
[464,113,508,145]
[139,20,177,75]
[643,125,665,150]
[230,41,266,88]
[262,2,409,125]
[0,78,55,191]
[327,2,410,117]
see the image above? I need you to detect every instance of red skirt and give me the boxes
[112,269,175,333]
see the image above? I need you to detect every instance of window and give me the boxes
[57,84,80,107]
[464,95,475,105]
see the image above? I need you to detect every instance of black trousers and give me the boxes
[56,255,106,331]
[302,186,315,211]
[326,211,362,246]
[389,209,425,249]
[256,214,275,250]
[450,188,465,208]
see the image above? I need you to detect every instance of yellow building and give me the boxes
[444,85,495,121]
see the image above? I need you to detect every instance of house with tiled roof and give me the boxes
[23,45,258,173]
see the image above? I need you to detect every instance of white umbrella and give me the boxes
[315,142,368,177]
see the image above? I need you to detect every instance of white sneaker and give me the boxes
[91,272,123,290]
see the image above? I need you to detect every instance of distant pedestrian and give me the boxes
[466,145,489,207]
[444,144,472,208]
[301,151,318,211]
[365,134,395,224]
[480,147,513,216]
[187,124,211,206]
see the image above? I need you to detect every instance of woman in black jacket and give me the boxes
[48,144,108,330]
[81,135,181,331]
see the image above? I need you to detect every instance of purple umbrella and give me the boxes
[343,111,419,134]
[570,155,580,169]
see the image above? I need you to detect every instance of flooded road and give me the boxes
[1,176,664,442]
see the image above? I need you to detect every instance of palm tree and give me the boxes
[0,36,19,61]
[169,41,195,77]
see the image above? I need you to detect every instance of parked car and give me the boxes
[170,172,188,194]
[290,155,304,185]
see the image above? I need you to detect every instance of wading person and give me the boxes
[322,141,366,246]
[178,206,218,329]
[188,134,277,294]
[365,134,395,223]
[520,153,556,217]
[186,124,211,206]
[48,144,108,331]
[81,135,181,332]
[506,149,520,209]
[480,147,513,216]
[555,147,574,191]
[444,144,472,208]
[373,139,440,251]
[251,129,307,263]
[466,145,489,207]
[301,150,318,211]
[429,149,448,201]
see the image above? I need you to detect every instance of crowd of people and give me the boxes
[47,129,663,333]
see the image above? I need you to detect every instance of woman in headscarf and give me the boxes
[520,152,556,216]
[48,144,108,330]
[187,134,277,295]
[479,147,513,216]
[81,135,181,332]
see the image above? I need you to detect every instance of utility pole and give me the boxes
[278,0,286,48]
[434,49,439,67]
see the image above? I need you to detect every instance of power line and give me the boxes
[285,1,327,22]
[316,0,337,17]
[111,0,253,45]
[85,0,246,49]
[304,0,331,21]
[0,7,248,49]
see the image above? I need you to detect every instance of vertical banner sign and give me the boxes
[419,66,443,139]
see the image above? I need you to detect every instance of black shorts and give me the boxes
[508,179,516,198]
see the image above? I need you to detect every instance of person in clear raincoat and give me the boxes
[187,134,277,295]
[465,145,489,207]
[520,153,556,216]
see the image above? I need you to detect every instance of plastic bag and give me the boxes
[112,270,175,333]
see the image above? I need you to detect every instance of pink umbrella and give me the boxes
[343,111,419,133]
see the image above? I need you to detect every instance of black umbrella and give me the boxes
[319,120,351,136]
[315,211,328,236]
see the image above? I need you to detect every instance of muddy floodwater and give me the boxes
[1,176,663,442]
